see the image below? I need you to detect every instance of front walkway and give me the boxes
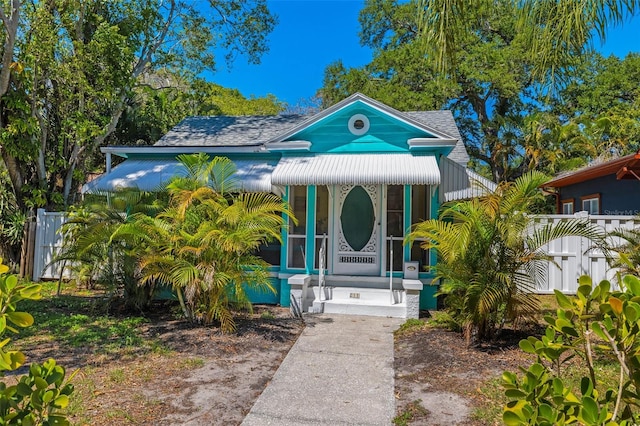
[242,314,403,426]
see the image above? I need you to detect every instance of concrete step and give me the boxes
[323,275,404,290]
[311,286,407,318]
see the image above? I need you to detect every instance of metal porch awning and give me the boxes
[271,154,441,186]
[82,158,278,194]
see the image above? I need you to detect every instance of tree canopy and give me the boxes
[0,0,278,211]
[320,0,640,182]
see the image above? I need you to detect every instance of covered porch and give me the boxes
[273,154,442,319]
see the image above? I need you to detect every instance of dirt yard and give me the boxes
[10,304,304,426]
[393,323,535,425]
[12,293,537,425]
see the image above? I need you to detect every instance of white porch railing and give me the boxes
[318,234,327,301]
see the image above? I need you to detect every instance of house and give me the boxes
[84,93,493,318]
[543,151,640,215]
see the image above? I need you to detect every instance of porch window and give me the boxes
[255,241,281,266]
[410,185,431,272]
[561,199,574,215]
[287,186,307,269]
[386,185,404,272]
[314,185,329,269]
[581,194,600,215]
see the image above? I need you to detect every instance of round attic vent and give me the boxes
[348,114,370,135]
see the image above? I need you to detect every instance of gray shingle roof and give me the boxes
[154,105,469,166]
[154,115,309,146]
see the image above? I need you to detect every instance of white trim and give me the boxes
[407,138,458,149]
[264,140,312,151]
[348,114,370,135]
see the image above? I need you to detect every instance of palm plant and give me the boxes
[607,223,640,277]
[407,171,606,343]
[130,154,292,332]
[56,189,165,310]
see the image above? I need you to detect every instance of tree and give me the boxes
[552,53,640,159]
[128,154,292,332]
[321,0,560,182]
[406,171,605,343]
[110,74,284,147]
[417,0,640,82]
[0,0,277,210]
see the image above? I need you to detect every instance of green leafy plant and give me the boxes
[127,154,294,332]
[0,259,75,425]
[407,171,605,343]
[503,275,640,425]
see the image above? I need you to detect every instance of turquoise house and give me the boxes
[84,93,493,318]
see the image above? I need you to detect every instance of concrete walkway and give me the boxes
[242,314,403,426]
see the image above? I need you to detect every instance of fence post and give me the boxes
[32,208,46,282]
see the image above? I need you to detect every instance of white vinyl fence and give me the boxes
[32,208,70,281]
[31,210,640,291]
[533,214,640,294]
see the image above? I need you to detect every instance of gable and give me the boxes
[267,93,459,155]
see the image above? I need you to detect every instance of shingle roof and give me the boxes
[154,99,469,166]
[405,111,469,165]
[154,115,309,147]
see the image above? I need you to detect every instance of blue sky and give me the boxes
[211,1,640,106]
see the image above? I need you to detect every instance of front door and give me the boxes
[333,184,381,275]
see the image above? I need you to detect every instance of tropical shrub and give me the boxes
[0,259,74,425]
[131,154,293,332]
[407,171,605,343]
[606,221,640,278]
[503,275,640,425]
[56,189,166,311]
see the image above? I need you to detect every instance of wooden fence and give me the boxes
[31,210,640,292]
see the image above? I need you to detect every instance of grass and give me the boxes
[395,318,428,337]
[4,281,178,423]
[13,282,161,357]
[393,399,429,426]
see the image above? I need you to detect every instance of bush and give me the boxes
[503,275,640,425]
[0,259,74,425]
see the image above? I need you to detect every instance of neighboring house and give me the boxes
[543,151,640,215]
[84,93,493,318]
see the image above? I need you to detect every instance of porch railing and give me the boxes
[318,234,327,301]
[388,235,403,305]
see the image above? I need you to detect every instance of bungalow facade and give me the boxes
[543,151,640,215]
[84,93,493,318]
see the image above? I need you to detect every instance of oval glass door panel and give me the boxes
[340,186,375,251]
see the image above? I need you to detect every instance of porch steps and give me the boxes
[312,286,407,318]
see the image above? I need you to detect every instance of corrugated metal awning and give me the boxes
[271,154,440,185]
[82,159,278,194]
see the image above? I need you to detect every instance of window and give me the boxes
[410,185,431,272]
[287,186,307,269]
[348,114,370,135]
[314,186,329,269]
[561,199,574,215]
[386,185,404,272]
[255,241,281,266]
[581,194,600,215]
